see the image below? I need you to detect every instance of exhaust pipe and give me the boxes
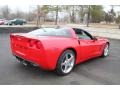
[16,57,23,63]
[15,56,38,67]
[16,57,28,66]
[21,61,28,66]
[31,63,38,67]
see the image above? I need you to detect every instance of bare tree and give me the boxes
[41,5,50,22]
[14,8,24,18]
[1,5,10,19]
[36,5,41,27]
[48,5,62,25]
[87,5,91,27]
[55,5,59,25]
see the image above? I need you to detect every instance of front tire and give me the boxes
[55,50,75,75]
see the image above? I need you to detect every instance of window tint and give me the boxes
[76,31,91,40]
[27,28,71,37]
[73,28,92,40]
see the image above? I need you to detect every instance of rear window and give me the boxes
[27,28,71,37]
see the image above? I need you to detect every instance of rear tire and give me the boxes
[102,43,109,57]
[55,50,75,76]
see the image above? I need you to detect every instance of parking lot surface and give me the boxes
[0,33,120,85]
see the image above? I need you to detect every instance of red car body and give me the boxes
[10,28,109,70]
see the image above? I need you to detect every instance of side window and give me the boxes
[77,31,92,40]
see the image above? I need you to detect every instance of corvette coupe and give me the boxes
[10,27,110,75]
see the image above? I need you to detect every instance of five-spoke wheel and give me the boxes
[56,50,75,75]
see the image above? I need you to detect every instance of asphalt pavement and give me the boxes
[0,33,120,85]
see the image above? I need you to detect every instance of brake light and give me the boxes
[29,40,36,47]
[10,35,18,41]
[10,35,15,38]
[35,41,42,49]
[29,40,42,49]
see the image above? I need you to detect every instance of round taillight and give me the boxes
[29,40,35,47]
[35,41,42,49]
[10,35,15,38]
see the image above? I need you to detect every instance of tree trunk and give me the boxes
[87,5,90,27]
[72,5,75,23]
[36,5,41,27]
[55,5,59,25]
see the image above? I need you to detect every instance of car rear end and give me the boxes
[10,33,51,70]
[10,28,76,71]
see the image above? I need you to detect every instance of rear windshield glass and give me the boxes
[27,28,71,37]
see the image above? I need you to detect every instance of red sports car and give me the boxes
[10,27,110,75]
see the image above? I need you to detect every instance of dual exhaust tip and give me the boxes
[16,56,38,67]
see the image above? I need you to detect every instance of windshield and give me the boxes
[27,28,72,37]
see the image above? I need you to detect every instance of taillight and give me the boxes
[10,35,17,41]
[29,40,42,49]
[10,35,15,38]
[29,40,36,47]
[35,41,42,49]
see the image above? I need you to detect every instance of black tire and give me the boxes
[55,50,75,76]
[102,43,109,57]
[20,23,23,25]
[10,23,14,26]
[9,23,12,25]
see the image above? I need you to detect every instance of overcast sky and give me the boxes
[7,5,120,12]
[0,0,120,12]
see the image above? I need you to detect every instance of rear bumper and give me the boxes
[12,51,55,70]
[14,54,39,66]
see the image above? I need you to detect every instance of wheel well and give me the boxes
[62,48,77,59]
